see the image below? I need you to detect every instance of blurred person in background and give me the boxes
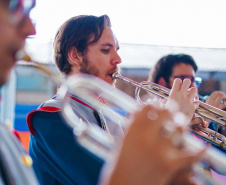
[148,54,210,127]
[149,54,201,89]
[148,53,226,132]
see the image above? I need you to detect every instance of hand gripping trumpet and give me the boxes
[112,72,226,150]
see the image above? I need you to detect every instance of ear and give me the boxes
[158,77,167,86]
[67,46,82,66]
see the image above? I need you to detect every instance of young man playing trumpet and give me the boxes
[27,15,207,185]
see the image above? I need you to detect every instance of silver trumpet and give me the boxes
[113,72,226,150]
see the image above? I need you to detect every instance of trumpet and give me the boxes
[112,72,226,150]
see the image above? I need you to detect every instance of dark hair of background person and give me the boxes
[53,14,111,75]
[148,54,198,83]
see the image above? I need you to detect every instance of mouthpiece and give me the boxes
[112,72,121,79]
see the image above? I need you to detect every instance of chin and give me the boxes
[104,76,115,85]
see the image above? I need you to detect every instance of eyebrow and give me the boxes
[101,43,113,47]
[101,43,120,50]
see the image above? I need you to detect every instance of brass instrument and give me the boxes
[19,52,226,185]
[16,50,64,85]
[112,72,226,149]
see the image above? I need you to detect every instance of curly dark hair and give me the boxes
[53,15,111,75]
[148,54,198,83]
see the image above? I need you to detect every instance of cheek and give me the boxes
[0,53,9,68]
[0,37,8,54]
[0,24,14,44]
[0,59,11,72]
[90,56,108,69]
[91,52,109,65]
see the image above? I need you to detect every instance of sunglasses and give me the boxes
[9,0,36,25]
[170,75,203,88]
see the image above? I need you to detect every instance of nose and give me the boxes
[19,16,36,38]
[111,51,122,66]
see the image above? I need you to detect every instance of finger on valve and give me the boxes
[190,114,209,128]
[206,91,226,110]
[166,79,199,125]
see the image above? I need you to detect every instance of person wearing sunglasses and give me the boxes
[148,54,210,126]
[149,54,202,89]
[148,53,226,133]
[0,0,37,184]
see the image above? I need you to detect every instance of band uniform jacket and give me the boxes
[27,93,124,185]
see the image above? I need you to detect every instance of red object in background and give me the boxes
[13,130,30,152]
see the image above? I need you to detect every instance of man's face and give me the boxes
[79,26,121,85]
[167,63,196,88]
[0,1,35,86]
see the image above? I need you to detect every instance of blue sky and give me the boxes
[30,0,226,48]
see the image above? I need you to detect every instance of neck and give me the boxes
[68,67,82,77]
